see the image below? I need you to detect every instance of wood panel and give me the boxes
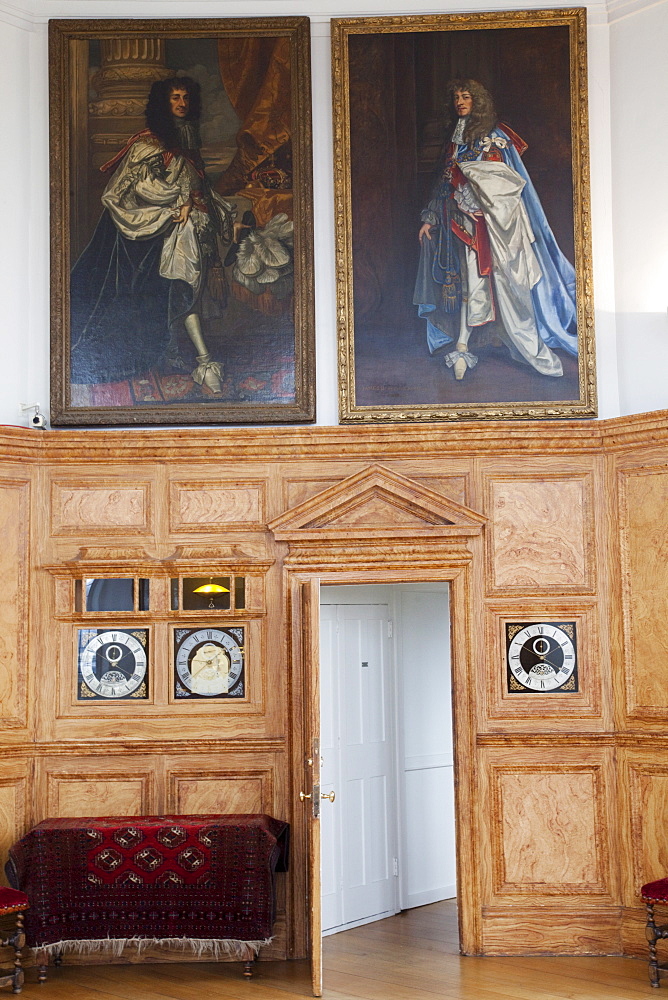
[4,417,668,964]
[177,776,263,814]
[284,474,468,510]
[480,747,615,904]
[169,480,265,530]
[38,758,157,819]
[51,480,152,535]
[165,753,281,816]
[626,760,668,896]
[171,772,268,815]
[0,770,29,885]
[618,466,668,719]
[481,906,622,955]
[0,479,29,730]
[485,474,594,594]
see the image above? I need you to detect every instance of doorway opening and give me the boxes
[319,582,456,938]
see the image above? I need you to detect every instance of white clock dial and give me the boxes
[507,623,576,692]
[79,629,148,699]
[174,628,244,697]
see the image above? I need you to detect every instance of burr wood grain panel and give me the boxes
[51,481,151,534]
[619,467,668,717]
[482,906,622,955]
[169,481,265,529]
[0,777,27,886]
[486,476,593,593]
[171,772,268,815]
[0,480,29,729]
[627,762,668,893]
[40,760,157,819]
[491,766,607,894]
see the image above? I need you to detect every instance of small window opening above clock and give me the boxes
[183,577,232,612]
[84,578,150,612]
[170,575,246,612]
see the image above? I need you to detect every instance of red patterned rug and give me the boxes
[7,814,288,953]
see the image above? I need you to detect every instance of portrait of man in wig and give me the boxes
[70,76,236,395]
[414,78,577,382]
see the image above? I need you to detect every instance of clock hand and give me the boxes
[539,649,567,671]
[521,651,542,669]
[100,646,134,673]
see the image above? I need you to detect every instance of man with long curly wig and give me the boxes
[70,76,234,394]
[414,78,577,381]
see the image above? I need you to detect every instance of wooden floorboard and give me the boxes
[13,901,654,999]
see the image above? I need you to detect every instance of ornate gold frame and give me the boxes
[50,18,314,426]
[332,8,596,423]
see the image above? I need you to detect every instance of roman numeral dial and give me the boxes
[505,622,578,694]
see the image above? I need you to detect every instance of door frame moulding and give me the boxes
[269,464,487,959]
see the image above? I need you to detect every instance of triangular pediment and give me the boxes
[269,465,486,541]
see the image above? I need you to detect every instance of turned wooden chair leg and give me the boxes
[646,902,661,988]
[10,911,25,994]
[243,958,255,979]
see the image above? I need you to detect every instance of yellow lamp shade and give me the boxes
[193,580,230,594]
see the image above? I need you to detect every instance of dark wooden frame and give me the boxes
[332,8,596,423]
[50,18,314,426]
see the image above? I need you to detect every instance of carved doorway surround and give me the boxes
[269,465,487,994]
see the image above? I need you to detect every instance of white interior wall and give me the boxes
[397,585,455,907]
[1,0,663,427]
[609,0,668,415]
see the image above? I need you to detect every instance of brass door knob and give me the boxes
[299,791,312,801]
[321,790,336,803]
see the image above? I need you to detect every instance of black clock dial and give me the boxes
[506,622,578,693]
[77,629,149,700]
[173,626,245,699]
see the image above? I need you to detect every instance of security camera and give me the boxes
[21,404,47,429]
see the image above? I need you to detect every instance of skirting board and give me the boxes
[404,886,457,909]
[481,906,623,956]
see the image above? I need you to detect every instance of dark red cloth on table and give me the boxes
[6,814,289,949]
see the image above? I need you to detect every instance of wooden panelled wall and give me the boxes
[0,411,667,961]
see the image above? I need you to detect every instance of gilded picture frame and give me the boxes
[50,18,314,426]
[332,8,596,423]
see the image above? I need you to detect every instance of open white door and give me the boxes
[320,602,397,932]
[300,580,322,997]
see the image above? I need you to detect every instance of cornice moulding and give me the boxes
[4,408,668,460]
[0,0,36,28]
[606,0,665,21]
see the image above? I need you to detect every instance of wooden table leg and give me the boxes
[36,949,48,985]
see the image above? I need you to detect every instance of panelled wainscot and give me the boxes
[0,412,667,964]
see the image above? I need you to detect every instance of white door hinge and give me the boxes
[393,857,399,877]
[387,620,393,639]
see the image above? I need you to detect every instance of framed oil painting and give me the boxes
[332,8,596,423]
[49,18,314,425]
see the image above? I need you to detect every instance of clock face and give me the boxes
[506,622,578,693]
[174,627,245,699]
[77,628,149,700]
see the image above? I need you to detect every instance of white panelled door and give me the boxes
[320,603,398,933]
